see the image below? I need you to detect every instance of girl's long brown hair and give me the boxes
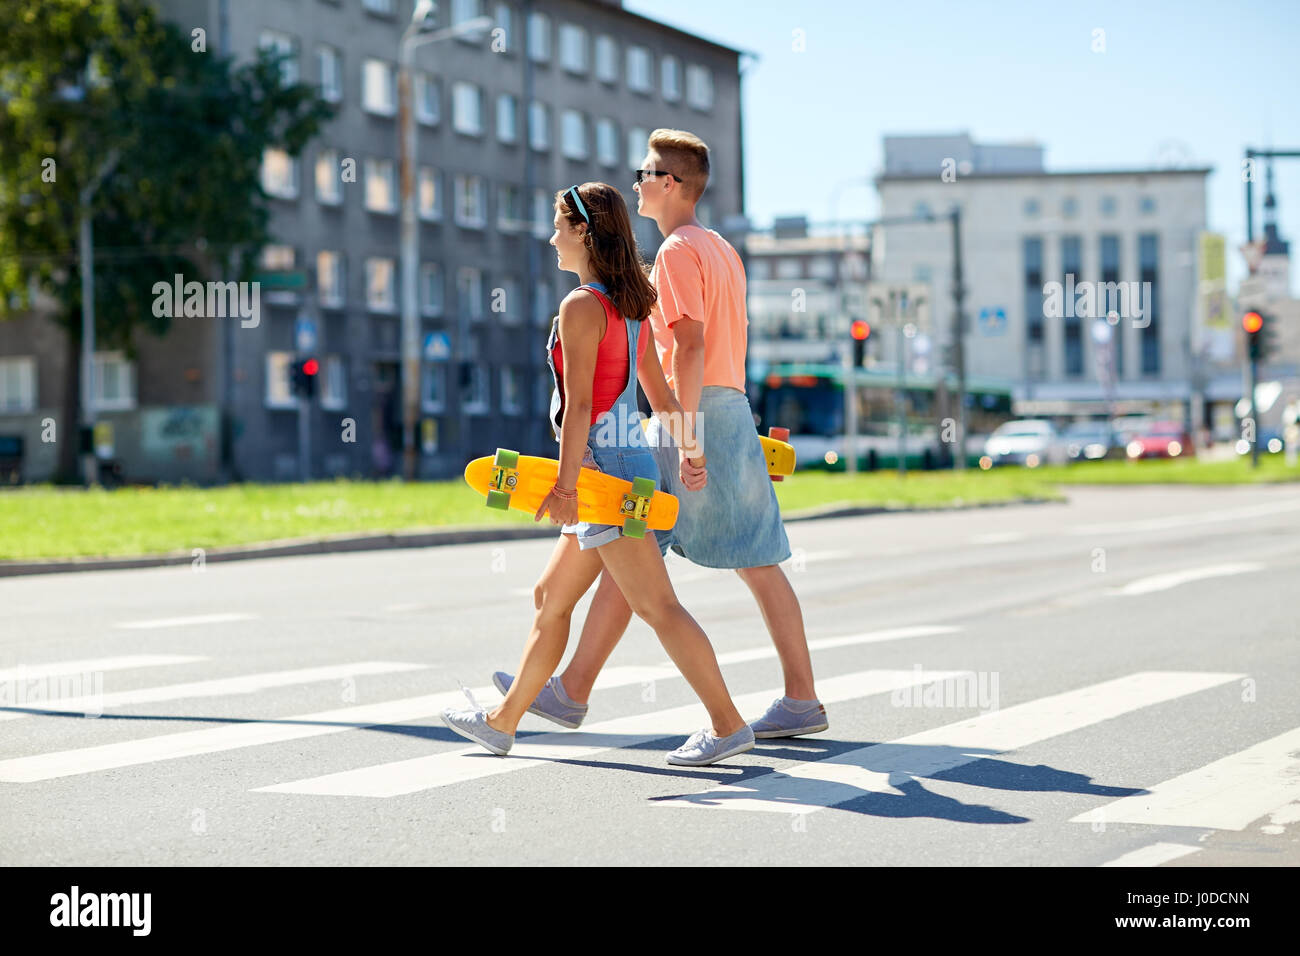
[557,182,657,322]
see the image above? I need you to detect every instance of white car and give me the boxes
[982,419,1065,468]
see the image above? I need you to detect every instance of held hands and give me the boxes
[679,452,707,492]
[535,488,579,525]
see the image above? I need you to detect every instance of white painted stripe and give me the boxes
[0,662,428,722]
[1071,726,1300,831]
[655,671,1243,815]
[255,668,967,797]
[114,613,256,630]
[970,532,1028,545]
[1099,842,1203,867]
[1069,497,1300,536]
[1108,563,1262,596]
[0,655,206,683]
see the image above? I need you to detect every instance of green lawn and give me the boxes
[0,453,1295,561]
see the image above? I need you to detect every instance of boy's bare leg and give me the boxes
[736,564,817,700]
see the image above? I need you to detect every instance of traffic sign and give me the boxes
[978,307,1007,336]
[424,332,452,361]
[294,315,318,353]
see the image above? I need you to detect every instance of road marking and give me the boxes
[1107,563,1262,596]
[970,532,1029,545]
[1261,801,1300,835]
[1069,497,1300,536]
[113,613,257,630]
[0,661,428,722]
[1071,725,1300,831]
[1099,842,1203,867]
[0,655,206,683]
[654,671,1244,815]
[255,668,968,797]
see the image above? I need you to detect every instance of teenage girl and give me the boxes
[441,182,755,766]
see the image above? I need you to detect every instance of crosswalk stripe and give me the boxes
[1070,725,1300,830]
[1068,497,1300,535]
[1108,563,1262,596]
[1099,842,1203,867]
[113,613,256,630]
[0,661,428,722]
[653,671,1244,815]
[254,669,968,797]
[0,655,206,683]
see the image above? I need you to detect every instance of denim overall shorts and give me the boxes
[546,281,659,550]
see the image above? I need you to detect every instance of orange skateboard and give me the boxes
[463,448,678,538]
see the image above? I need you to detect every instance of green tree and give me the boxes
[0,0,334,480]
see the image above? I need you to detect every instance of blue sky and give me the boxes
[625,0,1300,293]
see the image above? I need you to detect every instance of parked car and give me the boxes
[981,419,1065,468]
[1125,421,1194,459]
[1235,428,1286,455]
[1061,421,1122,462]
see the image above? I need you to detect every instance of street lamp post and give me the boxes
[77,149,121,487]
[398,4,492,481]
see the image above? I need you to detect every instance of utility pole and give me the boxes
[950,206,968,470]
[77,149,121,487]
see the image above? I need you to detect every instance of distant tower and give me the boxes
[1258,159,1292,299]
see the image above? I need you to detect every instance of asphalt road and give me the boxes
[3,482,1299,866]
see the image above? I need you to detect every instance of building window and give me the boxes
[1023,198,1040,217]
[748,258,771,280]
[500,366,523,413]
[317,250,344,308]
[261,148,298,199]
[496,93,518,143]
[1062,197,1078,218]
[418,166,442,220]
[1139,233,1160,374]
[458,267,485,321]
[415,72,440,125]
[528,101,550,151]
[775,258,801,280]
[317,45,342,102]
[362,0,395,14]
[536,367,553,415]
[686,64,713,110]
[534,277,553,325]
[1100,234,1123,376]
[559,24,587,73]
[595,35,617,84]
[258,30,298,87]
[595,118,618,167]
[454,174,486,228]
[260,244,295,271]
[420,262,444,316]
[362,58,396,115]
[315,149,342,205]
[1023,236,1044,349]
[527,12,550,62]
[423,363,446,413]
[661,55,681,101]
[912,201,931,220]
[452,81,482,135]
[463,363,489,412]
[266,351,295,408]
[452,0,483,27]
[1139,196,1157,215]
[808,256,834,280]
[626,46,651,92]
[321,355,346,410]
[1061,235,1083,376]
[532,188,552,239]
[495,275,520,323]
[498,183,524,231]
[627,126,647,168]
[1099,195,1117,217]
[561,109,587,160]
[364,158,397,213]
[366,257,396,313]
[90,352,135,411]
[493,3,512,53]
[0,357,36,413]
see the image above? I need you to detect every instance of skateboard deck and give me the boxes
[464,448,678,538]
[638,418,796,480]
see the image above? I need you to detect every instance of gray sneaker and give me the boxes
[492,672,587,729]
[440,706,513,756]
[666,724,756,766]
[749,696,829,738]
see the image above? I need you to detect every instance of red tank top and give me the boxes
[551,287,649,424]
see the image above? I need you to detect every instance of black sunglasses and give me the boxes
[634,168,683,184]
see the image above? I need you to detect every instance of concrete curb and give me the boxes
[0,495,1063,578]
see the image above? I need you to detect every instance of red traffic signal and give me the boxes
[302,358,320,376]
[850,320,870,341]
[1242,312,1263,334]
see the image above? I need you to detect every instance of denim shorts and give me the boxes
[560,440,661,551]
[645,385,792,569]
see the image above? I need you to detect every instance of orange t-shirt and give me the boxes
[648,225,748,393]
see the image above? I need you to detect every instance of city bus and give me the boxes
[750,361,1016,470]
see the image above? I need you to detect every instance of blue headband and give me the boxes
[567,185,590,224]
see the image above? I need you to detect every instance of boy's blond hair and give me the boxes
[648,128,710,202]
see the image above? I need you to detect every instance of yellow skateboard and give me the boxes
[638,418,796,481]
[463,448,678,538]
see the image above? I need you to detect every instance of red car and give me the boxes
[1125,421,1194,459]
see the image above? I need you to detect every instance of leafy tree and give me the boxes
[0,0,334,480]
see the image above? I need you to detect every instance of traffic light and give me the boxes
[850,319,870,367]
[291,357,320,398]
[1242,311,1277,363]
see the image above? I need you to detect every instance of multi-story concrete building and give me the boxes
[0,0,744,482]
[874,132,1211,422]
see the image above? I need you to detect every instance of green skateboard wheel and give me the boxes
[486,490,511,510]
[631,476,656,497]
[493,448,519,468]
[623,517,647,539]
